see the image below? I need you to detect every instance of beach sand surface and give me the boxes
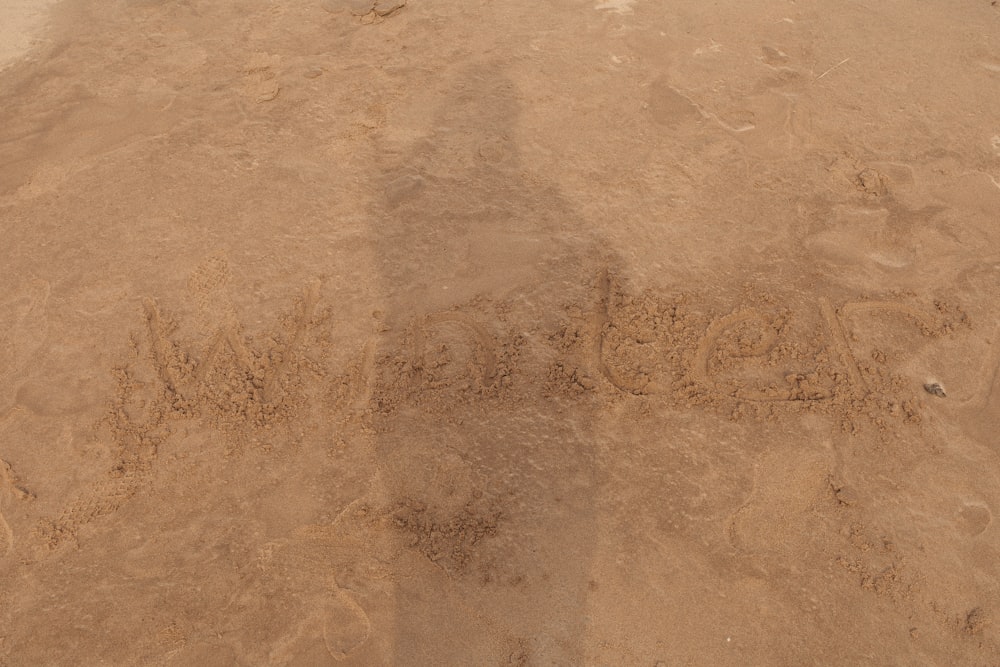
[1,0,1000,664]
[0,0,57,72]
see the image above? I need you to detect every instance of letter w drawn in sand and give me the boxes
[39,281,324,551]
[142,279,321,409]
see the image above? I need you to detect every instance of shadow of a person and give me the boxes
[329,62,613,664]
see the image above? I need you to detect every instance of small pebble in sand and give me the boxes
[924,382,946,398]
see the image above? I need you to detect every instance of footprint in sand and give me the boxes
[244,53,282,103]
[322,589,372,660]
[957,502,991,538]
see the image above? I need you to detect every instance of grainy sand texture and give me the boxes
[0,0,57,72]
[1,0,1000,664]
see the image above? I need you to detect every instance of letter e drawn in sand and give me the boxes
[692,308,834,403]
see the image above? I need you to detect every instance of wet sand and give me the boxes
[1,0,999,664]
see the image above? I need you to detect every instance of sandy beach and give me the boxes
[0,0,57,72]
[1,0,999,664]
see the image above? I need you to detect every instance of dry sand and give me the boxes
[0,0,57,73]
[1,0,1000,664]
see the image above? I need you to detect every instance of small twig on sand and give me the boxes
[815,57,851,80]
